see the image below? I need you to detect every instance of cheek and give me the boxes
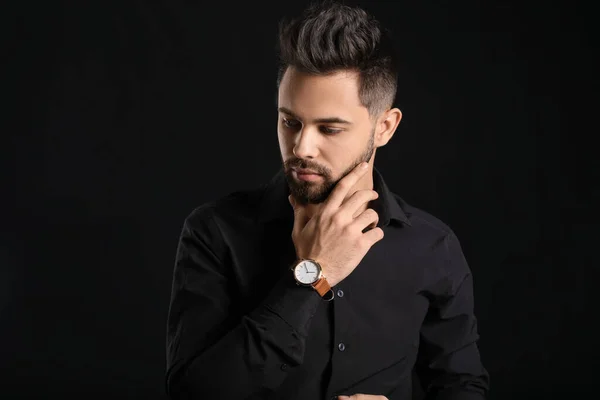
[326,139,363,171]
[277,130,293,155]
[328,141,353,161]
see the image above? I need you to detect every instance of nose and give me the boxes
[293,127,319,159]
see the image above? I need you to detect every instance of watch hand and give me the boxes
[304,265,308,273]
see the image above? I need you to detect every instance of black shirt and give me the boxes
[165,168,489,400]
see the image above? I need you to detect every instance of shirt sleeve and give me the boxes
[165,206,323,399]
[415,233,490,400]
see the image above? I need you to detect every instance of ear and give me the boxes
[374,107,402,148]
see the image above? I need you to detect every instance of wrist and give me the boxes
[291,258,334,299]
[324,274,339,287]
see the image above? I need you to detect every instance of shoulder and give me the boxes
[392,193,456,238]
[390,193,470,280]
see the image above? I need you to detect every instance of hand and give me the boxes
[288,162,384,287]
[338,394,389,400]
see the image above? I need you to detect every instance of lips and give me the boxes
[294,168,320,175]
[292,168,323,182]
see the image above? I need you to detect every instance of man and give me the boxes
[165,2,489,399]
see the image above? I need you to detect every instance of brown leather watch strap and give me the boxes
[311,277,331,297]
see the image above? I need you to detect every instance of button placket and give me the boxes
[330,282,351,395]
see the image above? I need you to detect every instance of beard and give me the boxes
[283,129,375,205]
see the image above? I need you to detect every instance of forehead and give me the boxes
[278,67,367,118]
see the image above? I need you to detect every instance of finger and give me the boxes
[351,208,379,232]
[324,162,369,210]
[338,189,378,219]
[289,195,309,236]
[361,226,384,246]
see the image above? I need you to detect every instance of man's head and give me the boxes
[276,1,402,205]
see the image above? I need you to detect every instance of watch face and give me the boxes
[294,260,320,284]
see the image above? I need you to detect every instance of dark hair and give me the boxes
[276,1,398,117]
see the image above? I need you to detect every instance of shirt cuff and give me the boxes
[261,270,323,337]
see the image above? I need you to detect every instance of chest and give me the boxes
[231,222,435,393]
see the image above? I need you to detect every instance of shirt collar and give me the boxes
[257,167,411,227]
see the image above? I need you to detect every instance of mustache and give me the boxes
[284,158,329,175]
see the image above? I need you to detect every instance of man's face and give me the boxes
[277,67,375,205]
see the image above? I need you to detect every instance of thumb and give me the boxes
[289,194,306,218]
[288,194,309,234]
[288,195,301,219]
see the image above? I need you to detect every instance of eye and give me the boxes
[320,126,342,135]
[282,118,301,129]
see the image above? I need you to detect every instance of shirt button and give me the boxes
[337,289,344,297]
[338,342,346,351]
[280,363,288,371]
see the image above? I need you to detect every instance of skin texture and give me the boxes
[277,66,402,218]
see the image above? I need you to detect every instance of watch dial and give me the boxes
[295,260,319,284]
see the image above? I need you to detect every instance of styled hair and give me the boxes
[276,1,398,117]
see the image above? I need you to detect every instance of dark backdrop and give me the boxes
[3,1,596,399]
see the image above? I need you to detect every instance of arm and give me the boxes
[415,233,490,400]
[165,206,322,399]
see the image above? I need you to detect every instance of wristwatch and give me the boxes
[291,258,333,298]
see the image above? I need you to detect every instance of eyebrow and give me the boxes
[278,107,352,125]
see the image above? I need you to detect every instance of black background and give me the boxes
[3,0,597,399]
